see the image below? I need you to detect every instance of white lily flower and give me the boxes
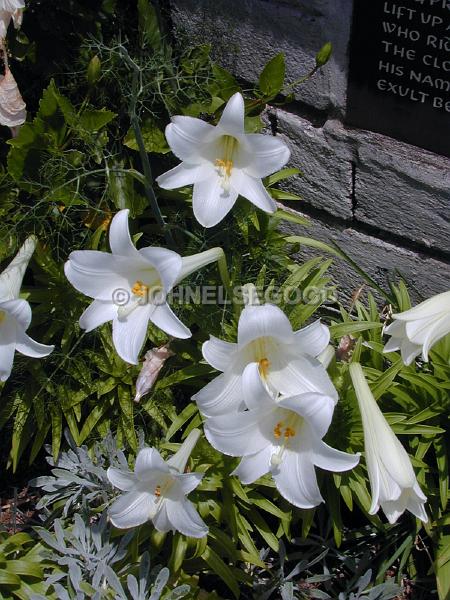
[65,209,224,364]
[349,363,428,524]
[156,92,290,227]
[383,291,450,365]
[0,67,26,130]
[193,302,337,418]
[204,364,358,508]
[107,429,208,538]
[0,237,54,382]
[0,0,24,39]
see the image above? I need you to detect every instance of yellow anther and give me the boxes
[0,311,5,324]
[132,280,149,298]
[259,357,270,378]
[154,485,161,497]
[284,427,296,439]
[215,158,233,178]
[273,421,283,439]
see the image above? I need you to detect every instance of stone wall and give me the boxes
[170,0,450,302]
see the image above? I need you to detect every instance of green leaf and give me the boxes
[124,118,170,154]
[265,168,302,186]
[329,321,383,338]
[79,110,116,132]
[138,0,162,50]
[258,53,286,98]
[436,534,450,600]
[202,546,240,598]
[210,64,240,100]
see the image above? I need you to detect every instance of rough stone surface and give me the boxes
[275,108,450,253]
[171,0,352,113]
[274,109,353,219]
[281,211,450,304]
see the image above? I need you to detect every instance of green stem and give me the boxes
[120,46,175,248]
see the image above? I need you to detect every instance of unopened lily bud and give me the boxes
[87,55,101,86]
[134,344,174,402]
[0,67,26,132]
[315,42,332,68]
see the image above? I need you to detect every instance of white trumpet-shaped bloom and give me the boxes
[349,363,428,524]
[193,302,337,418]
[0,0,24,39]
[0,68,26,129]
[65,209,224,364]
[205,364,359,508]
[384,291,450,365]
[107,429,208,538]
[0,237,54,382]
[156,92,290,227]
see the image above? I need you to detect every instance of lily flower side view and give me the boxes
[65,209,225,365]
[0,237,54,381]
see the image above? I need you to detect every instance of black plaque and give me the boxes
[346,0,450,157]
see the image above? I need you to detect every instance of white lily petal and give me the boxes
[108,209,142,258]
[176,472,204,495]
[65,251,137,302]
[192,371,244,417]
[293,320,330,358]
[277,393,336,439]
[192,174,239,228]
[419,313,450,360]
[165,498,208,538]
[241,361,276,411]
[150,303,191,339]
[15,331,54,358]
[244,133,291,178]
[233,171,276,214]
[165,115,215,163]
[0,313,16,382]
[309,430,360,472]
[167,429,201,473]
[109,491,157,529]
[79,300,117,332]
[232,446,272,484]
[204,408,273,457]
[217,92,245,135]
[269,353,338,401]
[202,335,237,372]
[238,303,294,347]
[112,304,153,364]
[393,291,450,321]
[273,449,323,509]
[177,247,224,285]
[138,247,182,293]
[107,467,137,492]
[152,500,172,533]
[400,340,423,366]
[1,298,31,329]
[0,236,36,302]
[156,162,209,189]
[134,447,169,481]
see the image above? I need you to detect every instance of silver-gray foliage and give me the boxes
[29,430,128,517]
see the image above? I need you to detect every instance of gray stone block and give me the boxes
[274,109,354,219]
[170,0,352,113]
[351,133,450,253]
[281,210,450,304]
[274,109,450,252]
